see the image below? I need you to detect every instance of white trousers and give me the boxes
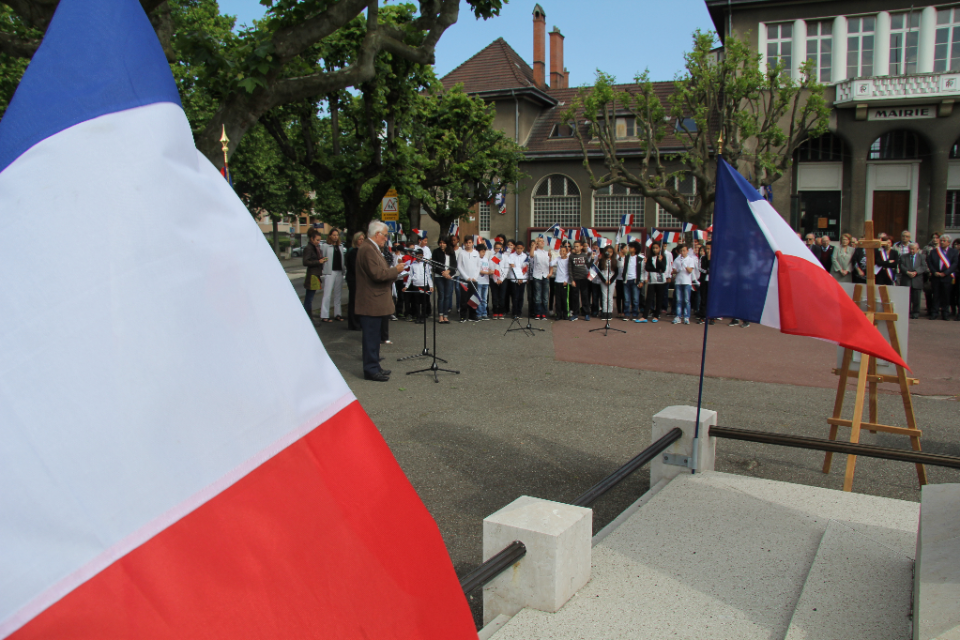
[320,271,344,318]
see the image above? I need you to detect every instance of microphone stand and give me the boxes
[403,254,459,382]
[590,261,626,336]
[506,254,544,336]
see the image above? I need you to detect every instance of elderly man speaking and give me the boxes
[356,221,406,381]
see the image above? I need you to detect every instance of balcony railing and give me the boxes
[835,72,960,105]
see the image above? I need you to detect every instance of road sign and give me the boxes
[288,226,295,234]
[381,187,399,221]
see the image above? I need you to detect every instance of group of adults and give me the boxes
[804,230,960,320]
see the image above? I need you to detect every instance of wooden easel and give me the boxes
[823,221,927,492]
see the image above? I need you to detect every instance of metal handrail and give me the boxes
[711,426,960,469]
[573,427,683,508]
[460,427,683,595]
[459,541,526,594]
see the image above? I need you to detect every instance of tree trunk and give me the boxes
[407,196,420,231]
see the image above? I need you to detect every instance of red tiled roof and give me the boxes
[525,83,703,156]
[440,38,538,93]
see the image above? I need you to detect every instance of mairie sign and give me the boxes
[867,105,935,121]
[381,187,399,221]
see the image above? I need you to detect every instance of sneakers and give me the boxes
[622,317,631,322]
[672,317,681,324]
[728,319,739,327]
[683,318,690,325]
[569,316,578,321]
[482,316,491,321]
[651,318,658,323]
[741,321,750,328]
[390,315,398,321]
[585,315,591,321]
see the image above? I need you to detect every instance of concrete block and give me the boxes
[784,520,913,640]
[915,483,960,640]
[482,496,592,626]
[650,405,717,486]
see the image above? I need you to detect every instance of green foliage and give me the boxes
[564,31,830,225]
[168,0,238,134]
[0,6,39,117]
[403,84,525,228]
[229,122,313,220]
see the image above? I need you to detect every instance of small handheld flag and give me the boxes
[662,231,682,243]
[448,220,460,237]
[495,190,507,215]
[681,222,698,233]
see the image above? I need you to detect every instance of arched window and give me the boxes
[868,130,924,160]
[594,184,645,227]
[533,175,581,227]
[797,132,846,161]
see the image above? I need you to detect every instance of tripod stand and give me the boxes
[590,264,625,336]
[505,269,545,336]
[405,256,459,382]
[398,287,446,363]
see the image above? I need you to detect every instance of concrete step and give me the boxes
[490,472,919,640]
[914,484,960,640]
[784,520,913,640]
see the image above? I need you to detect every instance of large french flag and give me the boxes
[0,1,475,639]
[707,159,906,368]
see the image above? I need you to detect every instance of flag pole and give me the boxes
[691,61,726,474]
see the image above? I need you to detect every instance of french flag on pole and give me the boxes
[708,159,906,368]
[0,1,475,639]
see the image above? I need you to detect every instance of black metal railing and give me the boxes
[460,427,683,595]
[459,541,526,594]
[573,427,683,508]
[711,426,960,470]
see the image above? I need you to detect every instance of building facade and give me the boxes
[707,0,960,241]
[419,0,960,245]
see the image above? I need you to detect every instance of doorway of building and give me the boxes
[871,190,910,238]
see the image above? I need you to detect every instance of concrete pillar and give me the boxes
[913,484,960,640]
[918,6,937,74]
[792,19,807,81]
[649,406,717,487]
[849,143,870,236]
[876,11,891,77]
[833,16,848,83]
[482,496,592,626]
[927,144,950,237]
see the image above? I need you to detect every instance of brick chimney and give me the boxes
[533,4,546,89]
[550,26,565,89]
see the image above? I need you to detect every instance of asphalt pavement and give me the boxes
[308,293,959,628]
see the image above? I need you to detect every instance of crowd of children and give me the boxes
[386,233,729,327]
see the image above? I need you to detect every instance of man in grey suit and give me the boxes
[898,243,927,319]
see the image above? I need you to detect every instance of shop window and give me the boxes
[797,133,845,162]
[868,131,923,160]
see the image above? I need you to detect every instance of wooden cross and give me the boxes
[823,220,926,491]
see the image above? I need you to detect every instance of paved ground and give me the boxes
[553,314,960,397]
[309,290,959,628]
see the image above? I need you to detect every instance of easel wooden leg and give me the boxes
[879,286,928,486]
[843,355,871,492]
[868,355,878,434]
[824,346,854,474]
